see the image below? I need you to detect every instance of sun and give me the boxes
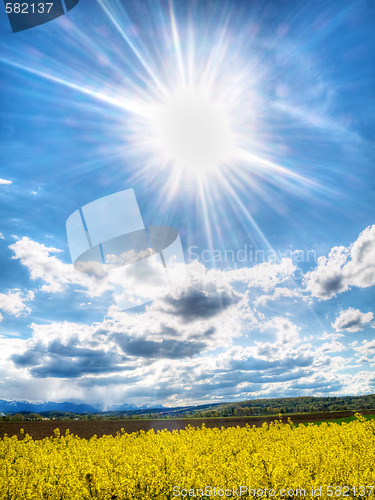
[148,88,236,178]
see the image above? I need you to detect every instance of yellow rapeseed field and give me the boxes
[0,414,374,499]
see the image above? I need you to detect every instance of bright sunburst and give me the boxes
[148,88,235,178]
[94,0,327,253]
[0,0,331,254]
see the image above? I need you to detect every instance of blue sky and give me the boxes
[0,0,374,407]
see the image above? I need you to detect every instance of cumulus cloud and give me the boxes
[9,237,297,313]
[225,258,296,292]
[319,332,344,341]
[157,264,244,322]
[144,259,296,328]
[9,237,112,297]
[0,178,12,185]
[0,289,35,317]
[193,318,319,393]
[286,374,345,394]
[112,333,206,359]
[353,340,375,366]
[255,287,301,306]
[318,341,346,353]
[229,348,313,375]
[181,334,344,402]
[260,317,301,347]
[108,292,247,352]
[305,225,375,299]
[11,322,133,378]
[332,308,374,333]
[342,370,375,396]
[30,352,127,379]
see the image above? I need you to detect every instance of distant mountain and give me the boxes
[106,403,143,411]
[107,403,166,412]
[0,400,166,415]
[0,400,99,414]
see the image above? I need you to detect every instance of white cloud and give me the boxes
[319,332,344,341]
[318,341,346,353]
[0,289,35,317]
[304,246,350,299]
[9,236,297,309]
[9,237,112,297]
[0,233,4,240]
[255,287,301,306]
[342,370,375,396]
[225,258,296,292]
[171,259,296,295]
[332,308,374,332]
[0,178,12,185]
[305,225,375,299]
[261,316,301,347]
[353,340,375,366]
[106,276,250,351]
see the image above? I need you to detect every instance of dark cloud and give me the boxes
[12,345,44,367]
[160,286,241,322]
[113,333,206,359]
[47,339,107,358]
[291,379,344,393]
[29,351,127,378]
[12,339,129,378]
[230,355,314,373]
[195,368,311,393]
[315,275,346,298]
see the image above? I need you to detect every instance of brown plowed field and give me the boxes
[1,410,374,440]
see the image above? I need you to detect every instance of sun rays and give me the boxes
[0,0,331,256]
